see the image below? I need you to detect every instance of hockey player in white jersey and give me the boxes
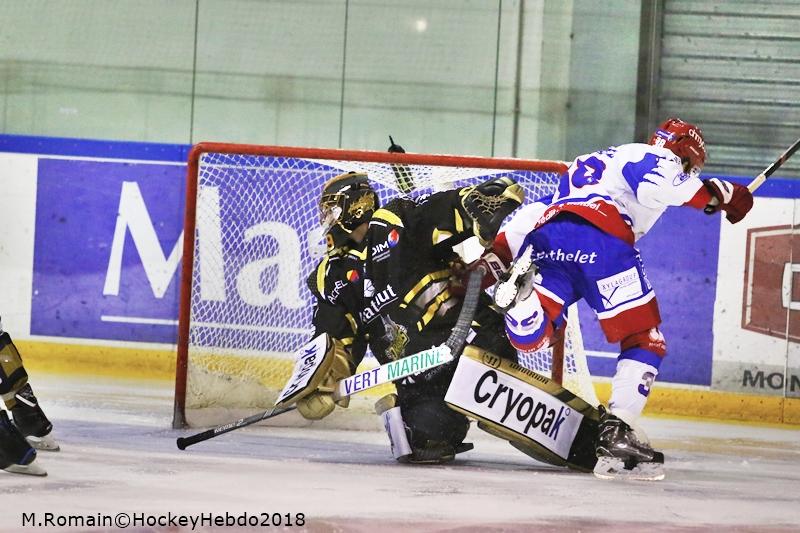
[493,118,753,480]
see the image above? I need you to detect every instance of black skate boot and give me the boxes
[593,406,664,481]
[11,384,59,451]
[0,410,46,476]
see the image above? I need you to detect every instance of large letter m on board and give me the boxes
[103,181,182,299]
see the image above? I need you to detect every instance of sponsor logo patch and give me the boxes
[363,278,375,298]
[326,279,348,304]
[371,229,401,262]
[359,285,399,323]
[596,266,643,309]
[534,248,598,264]
[672,172,692,186]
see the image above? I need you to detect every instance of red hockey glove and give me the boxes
[703,178,753,224]
[470,251,508,289]
[449,252,509,297]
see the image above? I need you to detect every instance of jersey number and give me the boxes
[571,156,606,187]
[558,155,607,198]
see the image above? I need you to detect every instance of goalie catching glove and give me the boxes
[460,177,524,248]
[702,178,753,224]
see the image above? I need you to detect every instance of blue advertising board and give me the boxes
[31,158,185,343]
[6,133,778,386]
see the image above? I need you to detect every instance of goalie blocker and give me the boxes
[444,346,599,472]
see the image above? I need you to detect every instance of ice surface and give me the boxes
[1,375,799,532]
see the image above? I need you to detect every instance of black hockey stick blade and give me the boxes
[176,405,297,450]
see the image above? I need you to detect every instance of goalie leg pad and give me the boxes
[375,394,413,461]
[378,390,470,464]
[445,346,599,472]
[400,394,469,463]
[0,332,30,408]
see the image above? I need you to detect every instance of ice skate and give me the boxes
[0,410,46,476]
[11,384,59,452]
[593,407,664,481]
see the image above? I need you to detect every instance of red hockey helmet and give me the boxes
[649,118,707,173]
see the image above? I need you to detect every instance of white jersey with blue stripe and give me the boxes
[553,143,704,241]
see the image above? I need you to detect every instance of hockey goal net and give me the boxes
[173,143,598,429]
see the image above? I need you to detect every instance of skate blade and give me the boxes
[593,456,664,481]
[3,460,47,477]
[26,434,60,452]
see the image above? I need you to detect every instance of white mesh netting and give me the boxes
[179,150,598,427]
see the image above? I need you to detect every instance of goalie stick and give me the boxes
[176,405,296,450]
[176,266,485,450]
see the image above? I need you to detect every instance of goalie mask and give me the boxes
[319,172,378,251]
[649,117,707,178]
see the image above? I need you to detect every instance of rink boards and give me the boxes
[0,133,798,424]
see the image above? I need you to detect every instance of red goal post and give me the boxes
[173,143,595,429]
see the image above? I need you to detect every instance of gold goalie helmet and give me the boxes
[319,172,379,251]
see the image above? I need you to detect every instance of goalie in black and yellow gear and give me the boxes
[278,159,526,464]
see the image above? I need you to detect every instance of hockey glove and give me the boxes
[448,251,509,299]
[296,341,354,420]
[703,178,753,224]
[460,177,525,248]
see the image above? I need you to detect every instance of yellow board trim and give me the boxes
[592,382,800,426]
[17,340,176,381]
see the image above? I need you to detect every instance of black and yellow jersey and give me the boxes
[307,189,515,379]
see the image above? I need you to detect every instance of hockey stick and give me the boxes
[176,405,297,450]
[388,135,416,194]
[175,346,453,450]
[747,136,800,193]
[175,267,484,450]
